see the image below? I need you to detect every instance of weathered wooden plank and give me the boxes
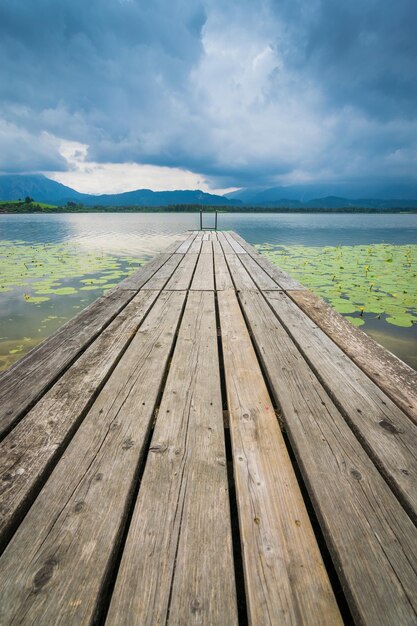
[175,232,198,254]
[141,254,183,290]
[265,290,417,522]
[0,290,160,550]
[218,290,342,626]
[229,231,303,290]
[165,254,199,290]
[190,249,214,290]
[217,231,235,255]
[107,291,237,626]
[223,232,246,254]
[0,290,186,626]
[112,253,172,290]
[188,235,203,254]
[225,254,257,290]
[213,247,234,290]
[239,253,281,290]
[0,288,136,440]
[202,231,210,240]
[239,290,417,626]
[291,289,417,424]
[200,240,212,254]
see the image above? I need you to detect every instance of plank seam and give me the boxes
[94,290,189,626]
[233,290,355,624]
[214,291,249,626]
[0,247,181,441]
[0,291,163,555]
[262,292,417,526]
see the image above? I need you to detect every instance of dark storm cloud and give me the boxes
[0,0,416,188]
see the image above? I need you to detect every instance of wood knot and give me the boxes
[33,558,58,592]
[122,437,134,450]
[74,501,85,513]
[149,443,167,454]
[379,420,400,435]
[350,469,362,481]
[191,599,202,614]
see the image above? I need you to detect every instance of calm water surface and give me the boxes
[1,212,416,370]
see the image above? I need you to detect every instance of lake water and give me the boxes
[1,212,416,370]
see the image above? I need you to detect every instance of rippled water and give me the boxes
[1,212,416,370]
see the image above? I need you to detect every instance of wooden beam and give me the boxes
[107,292,238,625]
[218,289,342,626]
[239,289,417,626]
[0,290,159,549]
[0,290,186,625]
[290,289,417,424]
[264,290,417,522]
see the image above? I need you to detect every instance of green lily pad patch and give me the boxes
[257,243,417,330]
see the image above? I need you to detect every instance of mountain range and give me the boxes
[1,174,417,208]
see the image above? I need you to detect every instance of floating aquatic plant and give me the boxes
[256,243,417,329]
[0,239,148,370]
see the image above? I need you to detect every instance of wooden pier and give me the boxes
[0,230,416,625]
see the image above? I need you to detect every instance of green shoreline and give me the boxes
[1,201,417,214]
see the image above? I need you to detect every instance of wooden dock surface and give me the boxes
[0,230,416,625]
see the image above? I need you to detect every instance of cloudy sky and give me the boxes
[0,0,416,193]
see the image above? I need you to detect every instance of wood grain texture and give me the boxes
[176,233,198,254]
[225,254,257,290]
[0,288,135,439]
[239,289,417,626]
[107,291,238,626]
[165,254,199,290]
[112,251,177,290]
[141,254,183,290]
[265,290,417,522]
[213,245,234,290]
[190,250,214,290]
[223,232,246,254]
[217,231,234,255]
[0,290,186,626]
[239,254,281,290]
[0,290,160,550]
[188,235,203,254]
[229,231,303,290]
[218,290,342,626]
[291,289,417,423]
[200,240,212,254]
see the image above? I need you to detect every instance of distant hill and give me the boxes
[0,174,240,207]
[0,174,416,209]
[226,182,417,206]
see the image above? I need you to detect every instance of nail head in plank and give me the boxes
[0,290,186,626]
[239,289,417,626]
[290,289,417,424]
[107,291,238,626]
[218,289,342,626]
[0,290,160,549]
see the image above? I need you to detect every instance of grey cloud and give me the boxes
[0,0,416,189]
